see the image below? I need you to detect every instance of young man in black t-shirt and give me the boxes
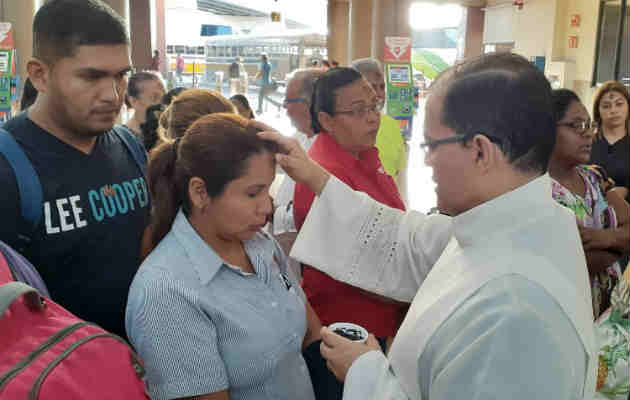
[0,0,150,339]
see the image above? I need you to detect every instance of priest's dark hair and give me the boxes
[33,0,129,65]
[434,52,556,174]
[310,67,363,133]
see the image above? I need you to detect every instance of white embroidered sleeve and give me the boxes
[343,351,410,400]
[290,176,452,302]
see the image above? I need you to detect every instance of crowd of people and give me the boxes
[1,1,629,400]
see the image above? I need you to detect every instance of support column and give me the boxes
[155,0,167,76]
[372,0,412,63]
[349,0,375,62]
[0,0,40,82]
[327,0,350,66]
[464,7,484,59]
[129,0,152,70]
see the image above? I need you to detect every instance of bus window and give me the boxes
[175,45,185,54]
[197,46,205,55]
[167,45,174,54]
[186,46,196,55]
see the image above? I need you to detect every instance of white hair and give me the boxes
[287,68,325,101]
[351,58,383,76]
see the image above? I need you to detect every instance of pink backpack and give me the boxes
[0,252,149,399]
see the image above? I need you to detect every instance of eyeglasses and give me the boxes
[556,120,598,136]
[283,97,308,108]
[334,100,384,119]
[419,132,504,155]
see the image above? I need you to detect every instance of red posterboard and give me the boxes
[0,23,14,50]
[384,37,411,63]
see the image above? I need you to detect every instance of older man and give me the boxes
[352,58,407,200]
[262,53,596,399]
[272,68,324,275]
[273,68,323,220]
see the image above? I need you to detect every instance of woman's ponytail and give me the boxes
[146,139,182,253]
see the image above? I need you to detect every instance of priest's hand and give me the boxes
[258,131,331,195]
[320,327,381,382]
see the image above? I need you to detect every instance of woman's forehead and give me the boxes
[565,101,588,117]
[335,80,375,104]
[602,91,626,103]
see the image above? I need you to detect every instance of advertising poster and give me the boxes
[384,37,412,63]
[0,23,14,116]
[384,37,414,139]
[0,51,10,75]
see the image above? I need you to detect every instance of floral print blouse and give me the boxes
[551,165,622,319]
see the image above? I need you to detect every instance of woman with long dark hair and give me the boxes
[126,113,321,400]
[549,89,629,318]
[590,81,630,201]
[139,89,236,260]
[293,67,407,349]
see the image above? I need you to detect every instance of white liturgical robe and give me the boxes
[291,174,596,400]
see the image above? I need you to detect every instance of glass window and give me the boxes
[594,0,629,85]
[175,45,185,54]
[197,46,205,55]
[166,45,174,54]
[186,46,196,55]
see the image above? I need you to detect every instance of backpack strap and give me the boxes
[0,240,50,298]
[0,129,43,230]
[112,125,148,176]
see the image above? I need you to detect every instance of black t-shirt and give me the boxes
[590,134,630,201]
[0,113,150,338]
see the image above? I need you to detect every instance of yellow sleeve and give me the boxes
[376,115,405,177]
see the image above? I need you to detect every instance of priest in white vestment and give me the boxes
[260,53,596,400]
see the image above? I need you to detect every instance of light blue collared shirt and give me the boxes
[126,210,315,400]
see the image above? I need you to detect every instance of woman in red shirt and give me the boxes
[293,68,407,345]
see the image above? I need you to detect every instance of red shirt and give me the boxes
[293,132,407,338]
